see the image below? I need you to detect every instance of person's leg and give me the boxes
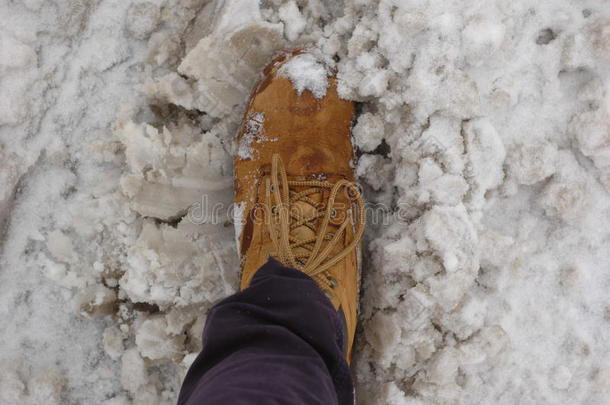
[177,258,354,405]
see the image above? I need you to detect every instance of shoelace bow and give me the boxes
[265,154,365,294]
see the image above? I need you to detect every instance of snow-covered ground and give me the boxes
[1,0,609,403]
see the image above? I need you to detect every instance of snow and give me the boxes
[278,53,330,98]
[353,112,385,152]
[237,112,266,160]
[233,201,246,250]
[278,1,306,42]
[1,0,610,404]
[126,2,161,40]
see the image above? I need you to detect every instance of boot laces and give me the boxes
[265,154,365,293]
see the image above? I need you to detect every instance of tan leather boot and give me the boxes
[234,51,365,361]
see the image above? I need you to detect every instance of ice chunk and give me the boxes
[278,1,307,41]
[421,205,478,276]
[356,154,392,191]
[176,17,284,117]
[569,109,610,190]
[120,220,237,307]
[116,120,232,221]
[46,230,76,263]
[426,347,459,385]
[121,349,148,395]
[540,151,590,223]
[358,68,390,97]
[353,112,385,152]
[464,118,506,206]
[507,141,557,185]
[135,315,185,361]
[365,311,403,368]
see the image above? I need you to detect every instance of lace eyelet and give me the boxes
[330,208,337,218]
[271,205,278,215]
[323,289,333,299]
[347,185,360,199]
[327,276,338,289]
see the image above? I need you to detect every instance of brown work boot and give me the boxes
[233,51,365,361]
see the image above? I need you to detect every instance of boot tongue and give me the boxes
[290,200,318,240]
[286,187,345,266]
[289,195,323,263]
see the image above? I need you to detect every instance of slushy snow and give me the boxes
[1,0,610,404]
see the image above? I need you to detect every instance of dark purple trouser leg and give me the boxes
[177,258,354,405]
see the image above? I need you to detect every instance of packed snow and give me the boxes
[1,0,609,404]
